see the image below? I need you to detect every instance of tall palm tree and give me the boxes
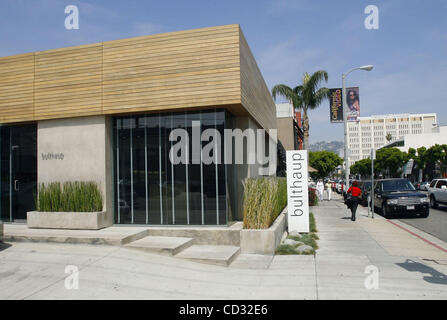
[272,70,330,150]
[385,133,393,142]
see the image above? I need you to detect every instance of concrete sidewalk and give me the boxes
[313,194,447,299]
[0,196,446,299]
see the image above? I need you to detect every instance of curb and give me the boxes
[387,219,447,254]
[357,203,447,254]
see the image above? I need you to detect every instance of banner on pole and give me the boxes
[329,88,343,123]
[329,87,360,122]
[286,150,309,233]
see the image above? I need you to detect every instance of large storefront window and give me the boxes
[114,110,227,225]
[0,124,37,222]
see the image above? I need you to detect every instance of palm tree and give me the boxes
[408,146,428,182]
[272,71,330,150]
[385,133,393,142]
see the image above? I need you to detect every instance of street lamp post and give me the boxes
[342,65,373,192]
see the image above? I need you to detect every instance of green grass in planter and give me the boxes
[242,177,287,229]
[35,181,103,212]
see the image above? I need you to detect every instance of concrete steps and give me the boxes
[175,244,241,267]
[4,224,243,267]
[124,235,241,267]
[3,224,150,246]
[124,236,194,256]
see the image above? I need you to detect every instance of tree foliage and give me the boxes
[437,144,447,175]
[374,147,408,178]
[350,158,372,177]
[407,144,447,180]
[272,71,330,150]
[385,133,392,142]
[351,144,447,180]
[309,151,343,180]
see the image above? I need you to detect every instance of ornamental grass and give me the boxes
[242,177,287,229]
[35,181,103,212]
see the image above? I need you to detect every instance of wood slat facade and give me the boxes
[0,24,276,129]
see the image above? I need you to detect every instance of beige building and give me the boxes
[347,113,437,164]
[381,124,447,152]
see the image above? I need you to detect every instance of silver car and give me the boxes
[428,179,447,208]
[420,181,430,191]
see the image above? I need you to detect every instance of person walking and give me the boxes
[346,180,362,221]
[325,181,332,201]
[316,180,324,202]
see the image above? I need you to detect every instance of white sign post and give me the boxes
[286,150,309,233]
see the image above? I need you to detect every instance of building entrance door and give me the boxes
[0,124,37,222]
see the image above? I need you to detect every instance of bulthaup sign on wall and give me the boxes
[286,150,309,233]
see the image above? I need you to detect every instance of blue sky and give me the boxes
[1,0,446,143]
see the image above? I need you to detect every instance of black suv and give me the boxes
[373,178,430,218]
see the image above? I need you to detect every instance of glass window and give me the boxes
[382,179,415,192]
[160,114,173,224]
[114,109,229,225]
[201,111,217,225]
[132,117,147,224]
[436,180,447,188]
[1,125,37,222]
[172,112,188,224]
[115,118,133,224]
[187,112,202,224]
[146,115,162,224]
[0,127,11,221]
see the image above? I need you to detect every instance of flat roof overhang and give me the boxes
[0,24,276,131]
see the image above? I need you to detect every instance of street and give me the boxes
[399,205,447,243]
[360,190,447,244]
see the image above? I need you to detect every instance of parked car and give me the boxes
[359,180,372,206]
[428,179,447,209]
[420,181,430,191]
[373,178,429,218]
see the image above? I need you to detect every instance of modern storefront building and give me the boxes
[0,24,276,227]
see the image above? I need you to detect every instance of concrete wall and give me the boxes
[37,115,113,226]
[276,117,295,151]
[240,210,287,254]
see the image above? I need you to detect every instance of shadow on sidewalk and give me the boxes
[0,242,12,252]
[396,259,447,285]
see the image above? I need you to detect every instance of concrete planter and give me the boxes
[27,211,112,230]
[240,207,288,254]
